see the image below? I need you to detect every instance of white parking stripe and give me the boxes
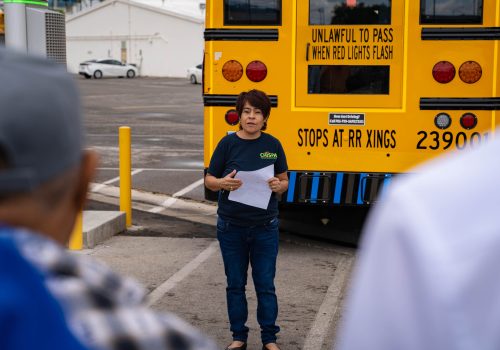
[147,241,218,307]
[173,178,205,197]
[148,178,205,213]
[113,104,187,110]
[148,198,177,213]
[88,184,217,226]
[88,134,203,138]
[303,255,354,350]
[91,169,144,192]
[97,167,201,172]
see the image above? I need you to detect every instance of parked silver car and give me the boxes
[79,59,138,79]
[187,64,202,84]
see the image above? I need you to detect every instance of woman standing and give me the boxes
[205,90,288,350]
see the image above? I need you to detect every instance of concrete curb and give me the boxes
[89,182,217,226]
[83,210,126,248]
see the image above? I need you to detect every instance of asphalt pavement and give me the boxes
[84,199,354,350]
[78,75,206,202]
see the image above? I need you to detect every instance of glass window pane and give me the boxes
[310,0,391,25]
[224,0,281,25]
[308,65,390,94]
[420,0,483,24]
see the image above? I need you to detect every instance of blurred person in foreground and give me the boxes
[0,48,216,350]
[336,130,500,350]
[205,90,288,350]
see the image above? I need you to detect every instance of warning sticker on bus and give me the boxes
[329,113,365,126]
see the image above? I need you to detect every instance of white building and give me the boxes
[66,0,205,77]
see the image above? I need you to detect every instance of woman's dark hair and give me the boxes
[236,89,272,131]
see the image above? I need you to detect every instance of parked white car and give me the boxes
[187,64,202,84]
[79,59,138,79]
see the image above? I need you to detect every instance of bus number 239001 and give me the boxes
[416,131,488,151]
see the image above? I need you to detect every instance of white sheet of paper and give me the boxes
[228,164,274,209]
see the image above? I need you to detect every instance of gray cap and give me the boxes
[0,49,84,194]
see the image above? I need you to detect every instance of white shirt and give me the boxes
[337,133,500,350]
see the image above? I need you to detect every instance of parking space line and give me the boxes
[97,167,202,172]
[88,185,217,226]
[113,104,187,110]
[87,134,203,139]
[303,255,353,350]
[173,178,205,197]
[91,168,144,192]
[148,178,204,213]
[84,94,131,99]
[90,146,202,153]
[147,241,218,307]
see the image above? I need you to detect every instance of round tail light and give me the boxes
[346,0,356,7]
[222,60,243,82]
[459,61,482,84]
[246,61,267,82]
[432,61,455,84]
[225,109,239,126]
[460,113,477,130]
[434,113,452,129]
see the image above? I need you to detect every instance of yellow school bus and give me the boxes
[203,0,500,241]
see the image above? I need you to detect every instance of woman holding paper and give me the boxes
[204,90,288,350]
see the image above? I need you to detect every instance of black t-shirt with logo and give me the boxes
[208,132,288,226]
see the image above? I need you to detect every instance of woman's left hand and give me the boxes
[268,177,281,192]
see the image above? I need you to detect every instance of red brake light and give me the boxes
[246,61,267,82]
[432,61,455,84]
[459,61,482,84]
[460,113,477,130]
[225,109,239,126]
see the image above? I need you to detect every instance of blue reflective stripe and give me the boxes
[382,174,392,191]
[287,172,296,203]
[357,173,367,205]
[333,173,344,204]
[378,174,392,199]
[310,172,320,203]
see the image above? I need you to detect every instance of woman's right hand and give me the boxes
[219,170,242,192]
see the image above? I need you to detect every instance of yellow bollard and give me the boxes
[69,212,83,250]
[119,126,132,227]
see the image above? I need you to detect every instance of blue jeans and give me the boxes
[217,217,280,345]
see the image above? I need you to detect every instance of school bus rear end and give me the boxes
[204,1,500,242]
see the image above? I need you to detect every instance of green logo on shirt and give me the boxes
[260,151,277,160]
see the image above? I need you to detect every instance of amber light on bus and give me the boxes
[222,60,243,82]
[460,113,477,130]
[246,61,267,82]
[459,61,482,84]
[225,109,239,126]
[434,113,451,129]
[432,61,455,84]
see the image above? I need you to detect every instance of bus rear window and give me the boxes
[224,0,282,25]
[309,0,391,25]
[420,0,483,24]
[308,65,390,94]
